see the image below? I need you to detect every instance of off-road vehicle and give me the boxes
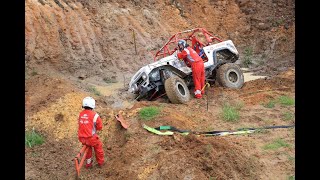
[128,28,244,104]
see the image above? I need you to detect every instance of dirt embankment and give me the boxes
[25,0,294,79]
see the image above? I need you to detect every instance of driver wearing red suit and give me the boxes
[176,40,205,98]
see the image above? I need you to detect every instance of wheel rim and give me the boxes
[176,82,186,96]
[227,70,239,84]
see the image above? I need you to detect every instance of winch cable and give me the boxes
[144,124,295,136]
[236,125,295,131]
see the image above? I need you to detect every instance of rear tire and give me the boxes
[217,63,244,88]
[164,76,190,104]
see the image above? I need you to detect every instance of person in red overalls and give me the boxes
[78,96,105,168]
[176,39,205,98]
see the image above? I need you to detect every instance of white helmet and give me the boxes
[177,39,187,51]
[82,96,95,109]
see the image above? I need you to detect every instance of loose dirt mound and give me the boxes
[214,68,295,106]
[157,135,260,179]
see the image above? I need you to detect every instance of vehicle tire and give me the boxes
[217,63,244,88]
[164,76,190,104]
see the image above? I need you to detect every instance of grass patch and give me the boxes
[221,103,240,122]
[288,175,295,180]
[263,99,276,108]
[263,138,290,150]
[278,96,295,106]
[88,86,101,96]
[31,69,38,76]
[103,77,118,83]
[272,18,284,27]
[139,106,160,121]
[282,111,295,121]
[25,128,44,148]
[288,155,295,162]
[243,47,253,68]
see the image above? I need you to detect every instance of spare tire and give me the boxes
[164,76,190,104]
[217,63,244,88]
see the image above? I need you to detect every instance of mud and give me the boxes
[25,0,295,179]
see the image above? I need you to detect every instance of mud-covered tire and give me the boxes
[164,76,190,104]
[217,63,244,88]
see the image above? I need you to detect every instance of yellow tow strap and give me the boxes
[201,82,210,92]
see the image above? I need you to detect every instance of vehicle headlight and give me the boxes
[129,84,138,93]
[149,71,160,81]
[142,74,147,80]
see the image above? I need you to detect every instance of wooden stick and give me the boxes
[132,29,137,55]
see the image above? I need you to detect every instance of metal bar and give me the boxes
[74,145,88,177]
[75,157,80,178]
[154,93,166,100]
[75,145,87,159]
[148,90,158,101]
[78,146,89,173]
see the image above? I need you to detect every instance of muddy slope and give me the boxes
[25,0,295,78]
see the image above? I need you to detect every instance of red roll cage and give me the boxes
[152,28,223,61]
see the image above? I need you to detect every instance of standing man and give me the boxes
[176,39,205,98]
[78,96,105,168]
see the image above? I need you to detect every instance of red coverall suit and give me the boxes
[177,46,205,98]
[78,109,104,167]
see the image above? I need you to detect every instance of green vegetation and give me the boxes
[263,100,276,108]
[263,138,290,150]
[288,175,295,180]
[282,111,295,121]
[103,77,118,83]
[262,96,294,108]
[31,69,38,76]
[25,128,44,148]
[243,47,253,67]
[221,103,240,122]
[278,96,295,106]
[139,106,160,121]
[88,86,101,96]
[272,18,284,27]
[287,155,295,162]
